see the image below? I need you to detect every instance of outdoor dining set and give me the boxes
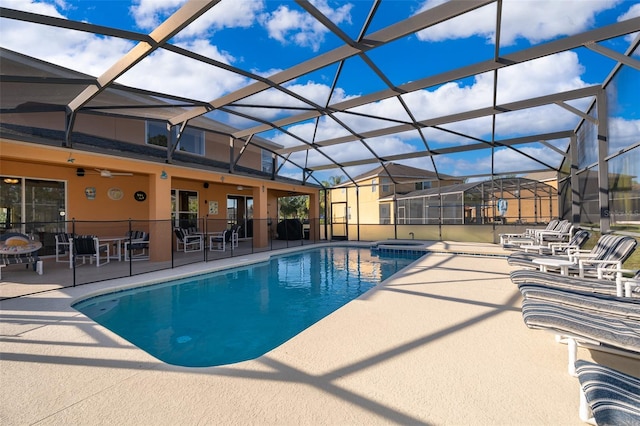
[54,230,150,268]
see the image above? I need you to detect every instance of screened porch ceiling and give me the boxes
[1,1,639,188]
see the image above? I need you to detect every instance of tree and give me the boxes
[279,195,308,219]
[319,175,344,219]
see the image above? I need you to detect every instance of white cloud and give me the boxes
[618,2,640,44]
[0,1,252,100]
[130,0,264,38]
[415,0,620,45]
[444,145,562,177]
[609,117,640,151]
[0,1,134,76]
[129,0,184,30]
[270,48,591,178]
[0,0,67,17]
[259,0,352,51]
[117,40,248,101]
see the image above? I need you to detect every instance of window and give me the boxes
[171,189,199,229]
[372,179,377,192]
[379,203,390,224]
[1,177,66,255]
[178,127,205,156]
[146,121,204,156]
[261,150,273,173]
[415,181,432,190]
[147,121,168,147]
[381,177,391,193]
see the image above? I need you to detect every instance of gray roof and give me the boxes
[395,177,556,200]
[349,162,458,184]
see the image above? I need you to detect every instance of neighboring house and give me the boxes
[329,163,463,225]
[394,177,558,225]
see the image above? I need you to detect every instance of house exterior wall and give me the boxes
[330,176,463,225]
[2,110,266,172]
[0,139,318,250]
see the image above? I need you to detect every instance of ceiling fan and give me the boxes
[94,168,133,178]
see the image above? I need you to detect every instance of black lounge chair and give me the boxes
[518,284,640,375]
[71,235,109,267]
[209,229,229,252]
[125,232,150,261]
[574,360,640,425]
[174,228,202,252]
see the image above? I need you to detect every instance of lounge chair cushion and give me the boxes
[510,270,633,297]
[575,360,640,426]
[520,298,640,352]
[518,283,640,319]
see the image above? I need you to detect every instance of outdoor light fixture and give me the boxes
[3,178,19,184]
[237,185,244,191]
[76,168,85,177]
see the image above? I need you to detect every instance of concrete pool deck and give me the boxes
[1,241,637,425]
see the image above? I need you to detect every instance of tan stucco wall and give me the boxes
[0,139,319,248]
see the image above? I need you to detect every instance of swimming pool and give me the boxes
[73,246,424,367]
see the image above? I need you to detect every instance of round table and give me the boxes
[0,240,42,255]
[0,241,43,277]
[532,257,574,275]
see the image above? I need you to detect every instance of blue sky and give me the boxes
[1,0,639,184]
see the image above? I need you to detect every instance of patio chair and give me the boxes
[500,219,560,248]
[230,224,241,248]
[71,235,109,268]
[507,229,590,267]
[511,268,640,298]
[209,229,228,252]
[533,221,573,245]
[574,360,640,425]
[508,234,636,278]
[174,228,202,252]
[516,229,590,255]
[572,235,637,278]
[55,233,72,262]
[125,232,149,261]
[518,284,640,375]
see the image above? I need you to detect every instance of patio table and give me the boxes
[98,236,126,261]
[0,240,43,277]
[521,244,549,254]
[533,258,575,275]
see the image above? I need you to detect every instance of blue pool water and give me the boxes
[73,246,424,367]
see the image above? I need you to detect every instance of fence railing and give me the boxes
[2,216,579,298]
[0,218,325,291]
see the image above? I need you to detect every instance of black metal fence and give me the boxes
[0,217,325,291]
